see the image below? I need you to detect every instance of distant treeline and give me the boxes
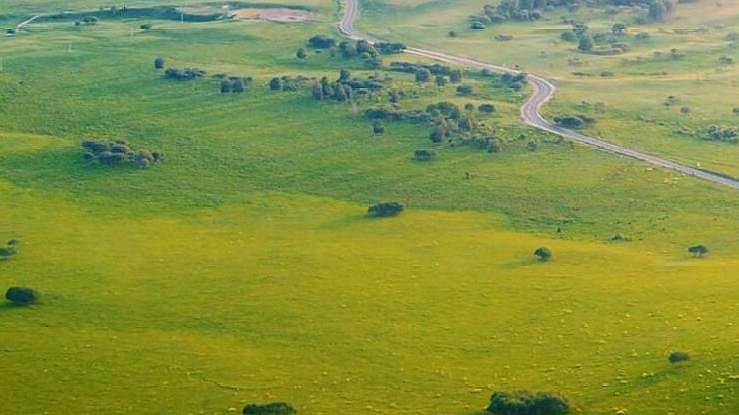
[38,2,314,24]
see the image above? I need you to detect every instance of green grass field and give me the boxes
[1,1,738,414]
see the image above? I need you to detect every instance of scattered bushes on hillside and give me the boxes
[242,402,296,415]
[5,287,39,306]
[668,351,690,363]
[164,67,205,81]
[368,202,404,217]
[700,125,737,144]
[311,70,389,102]
[82,139,162,168]
[534,247,552,261]
[487,390,569,415]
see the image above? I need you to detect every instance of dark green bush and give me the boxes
[534,247,552,261]
[478,103,496,113]
[5,287,38,305]
[242,402,296,415]
[368,202,404,217]
[414,149,435,161]
[669,351,690,363]
[487,391,569,415]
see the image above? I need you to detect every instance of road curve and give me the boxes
[338,0,739,191]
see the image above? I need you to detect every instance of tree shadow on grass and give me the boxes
[0,302,34,313]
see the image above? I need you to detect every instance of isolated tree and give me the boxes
[140,24,152,31]
[414,149,435,161]
[5,287,38,305]
[368,202,404,217]
[435,75,447,87]
[372,121,385,135]
[578,34,593,51]
[269,77,282,91]
[415,68,432,83]
[688,244,708,257]
[668,351,690,363]
[534,247,552,261]
[296,47,306,59]
[154,57,165,70]
[338,68,351,83]
[388,90,399,103]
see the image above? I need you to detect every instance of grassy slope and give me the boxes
[0,5,738,415]
[357,0,739,177]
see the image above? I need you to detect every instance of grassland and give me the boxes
[358,0,739,177]
[1,1,738,414]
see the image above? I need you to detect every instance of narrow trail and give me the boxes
[338,0,739,191]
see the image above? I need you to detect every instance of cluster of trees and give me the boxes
[243,402,295,415]
[487,391,569,415]
[700,125,737,144]
[494,71,528,91]
[0,239,19,260]
[5,287,38,306]
[82,139,162,168]
[270,75,311,92]
[305,35,383,68]
[218,75,252,94]
[374,42,407,54]
[553,114,595,129]
[368,202,404,217]
[560,21,630,54]
[164,67,205,81]
[475,0,547,28]
[389,62,463,85]
[311,69,388,102]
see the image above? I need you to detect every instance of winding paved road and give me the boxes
[338,0,739,190]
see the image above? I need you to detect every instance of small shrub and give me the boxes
[478,103,496,113]
[368,202,404,217]
[242,402,296,415]
[140,24,152,31]
[414,149,435,161]
[668,351,690,363]
[487,391,569,415]
[471,21,486,30]
[494,34,513,41]
[534,247,552,261]
[154,57,165,69]
[5,287,38,305]
[372,121,385,135]
[688,244,708,257]
[456,84,474,96]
